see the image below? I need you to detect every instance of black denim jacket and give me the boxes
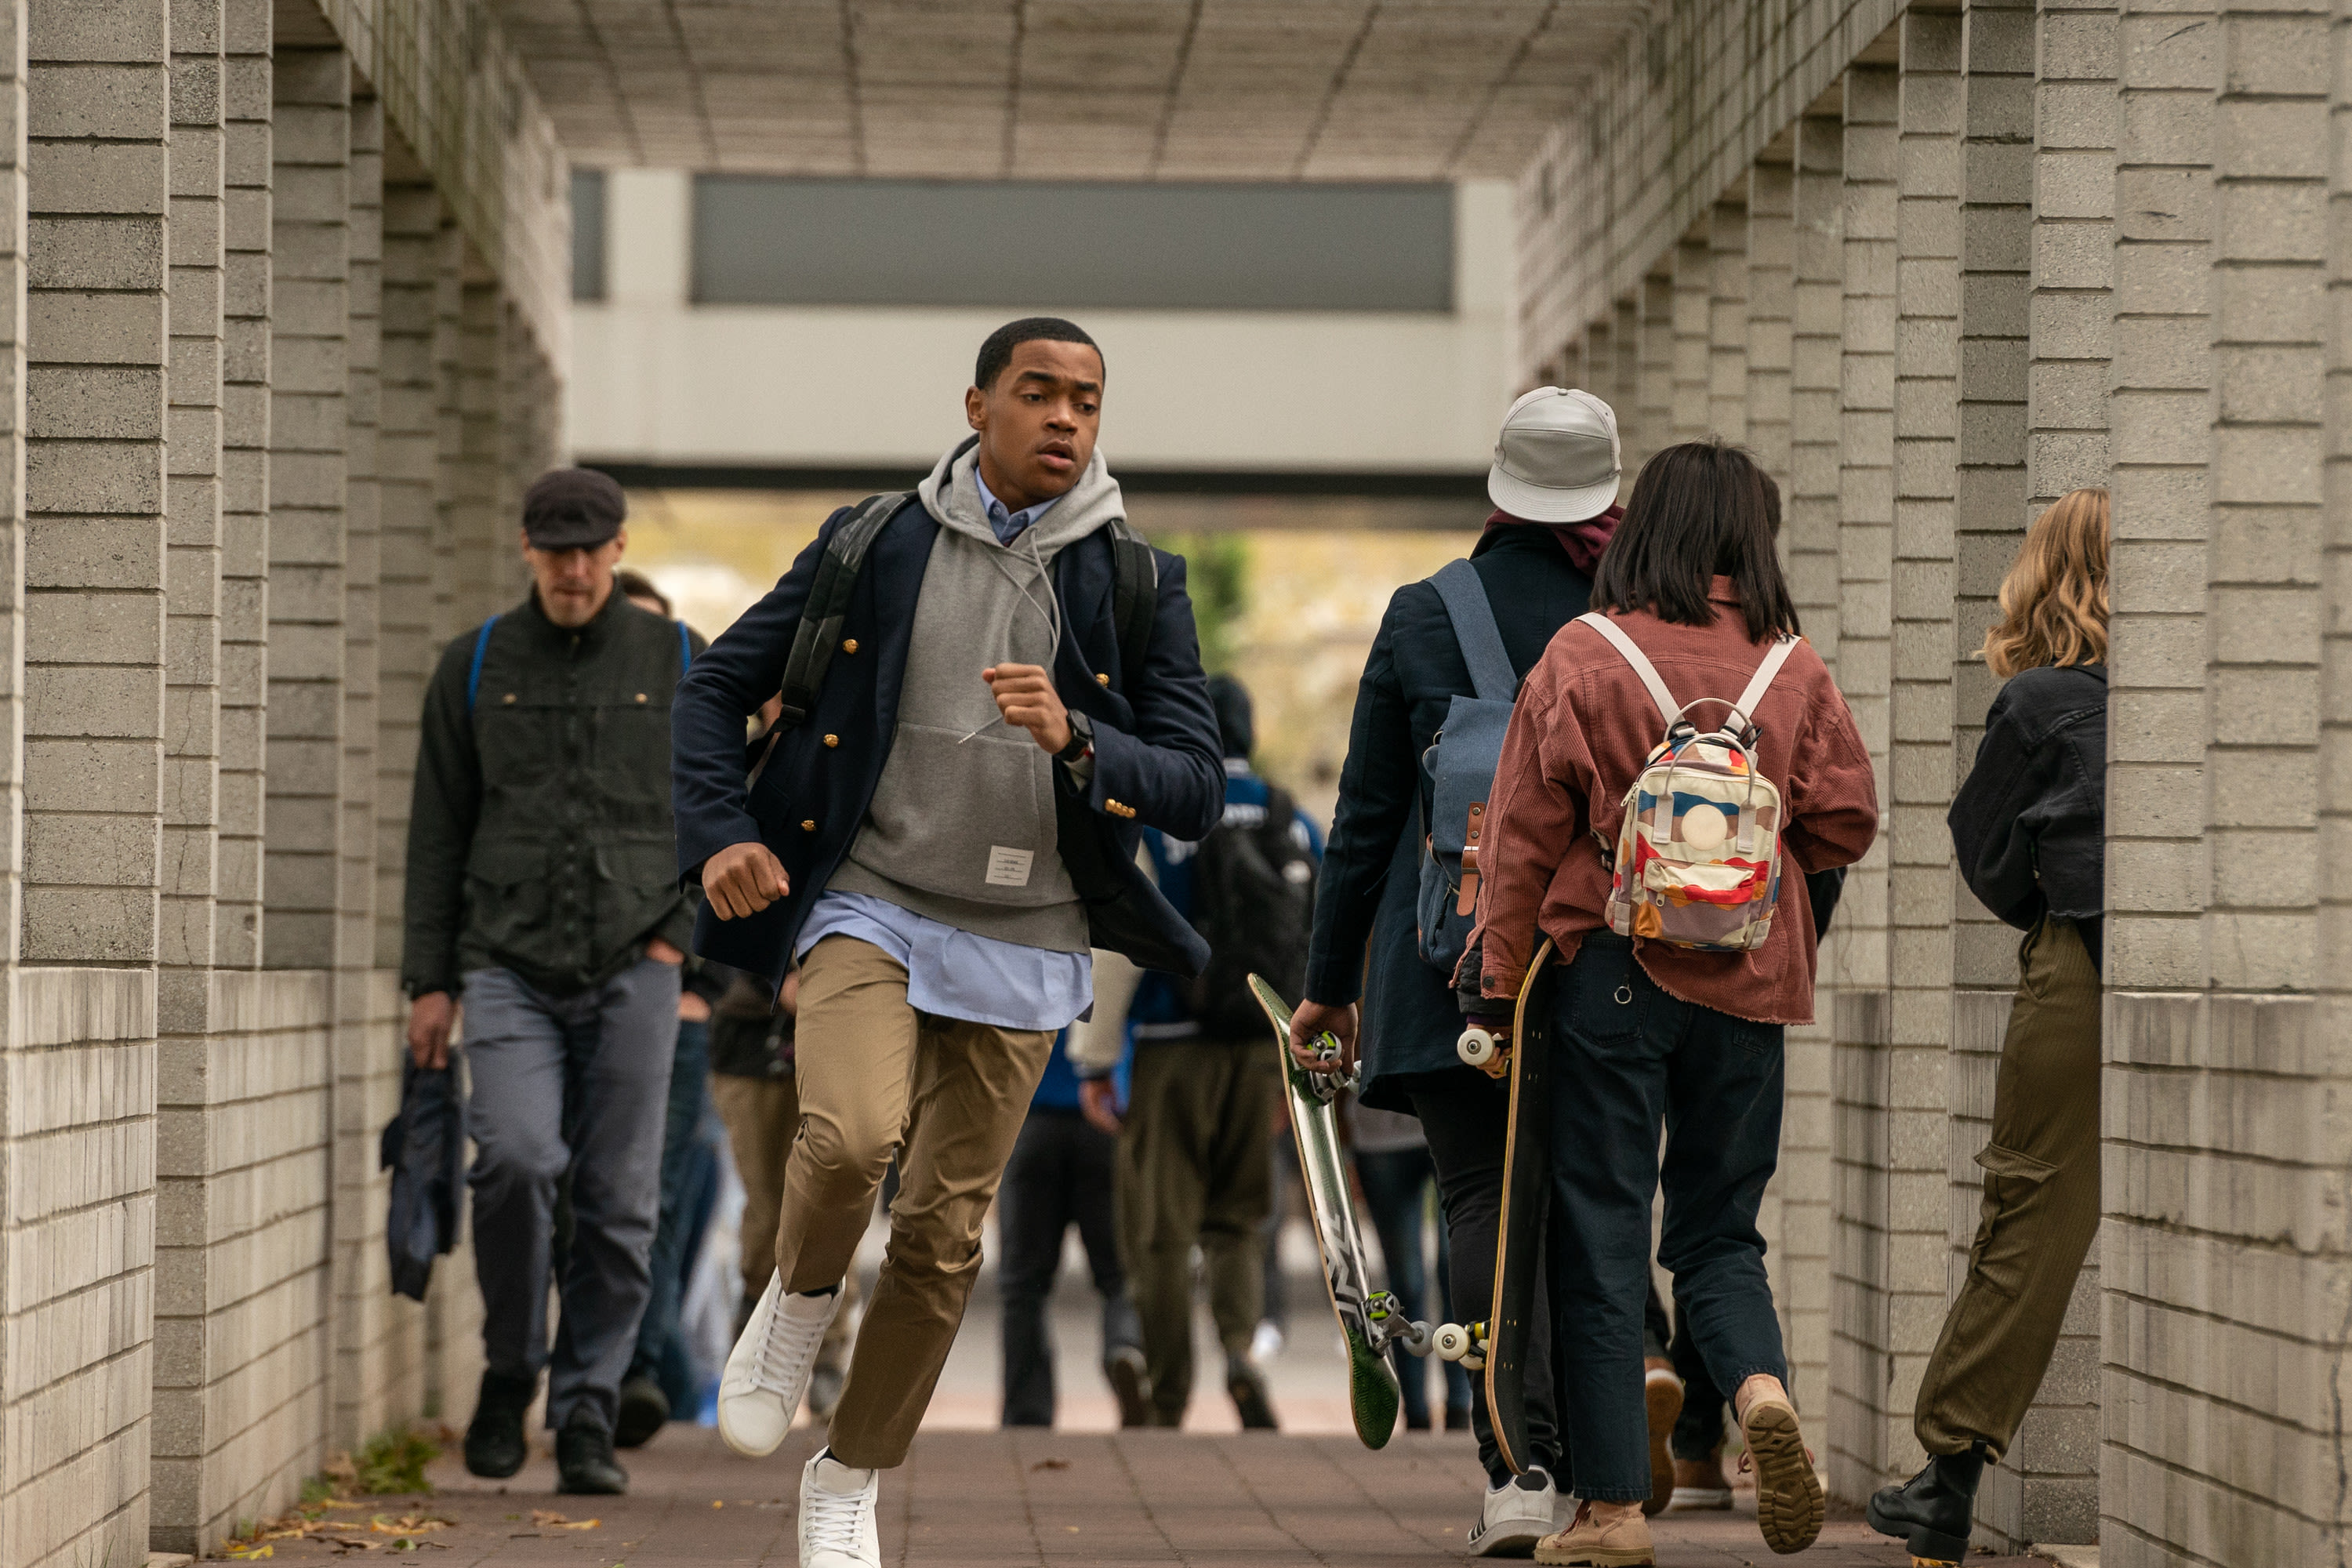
[1947,662,2107,970]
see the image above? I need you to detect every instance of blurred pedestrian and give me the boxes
[401,467,703,1496]
[1076,674,1319,1431]
[672,317,1221,1568]
[998,1028,1149,1428]
[1345,1100,1472,1432]
[1290,388,1622,1555]
[609,566,725,1448]
[1466,439,1877,1563]
[1868,490,2108,1566]
[706,963,858,1420]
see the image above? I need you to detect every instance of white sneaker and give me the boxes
[1250,1318,1285,1363]
[1468,1467,1559,1557]
[799,1449,880,1568]
[718,1272,843,1457]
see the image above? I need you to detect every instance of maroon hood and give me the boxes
[1478,503,1621,576]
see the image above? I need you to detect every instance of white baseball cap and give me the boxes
[1486,387,1622,523]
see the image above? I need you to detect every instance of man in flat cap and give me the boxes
[401,466,705,1495]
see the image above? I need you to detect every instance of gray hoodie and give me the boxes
[823,438,1128,953]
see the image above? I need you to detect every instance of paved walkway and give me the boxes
[247,1427,2046,1567]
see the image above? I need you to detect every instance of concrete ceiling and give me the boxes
[487,1,1642,180]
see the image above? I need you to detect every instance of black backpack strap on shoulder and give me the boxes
[774,491,908,728]
[1106,519,1158,688]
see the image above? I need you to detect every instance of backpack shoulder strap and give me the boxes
[1729,634,1802,732]
[465,614,501,714]
[1431,560,1517,703]
[677,619,694,675]
[1107,520,1158,685]
[1573,612,1679,723]
[774,491,909,728]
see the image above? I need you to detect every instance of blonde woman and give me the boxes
[1868,488,2109,1566]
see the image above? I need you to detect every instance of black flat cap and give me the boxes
[523,467,627,549]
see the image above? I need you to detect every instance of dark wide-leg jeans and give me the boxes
[1547,933,1788,1504]
[999,1105,1142,1427]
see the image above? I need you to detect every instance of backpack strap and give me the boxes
[1728,634,1801,732]
[465,615,501,714]
[1106,520,1158,685]
[1573,612,1679,721]
[677,618,694,675]
[1432,560,1517,703]
[773,491,909,728]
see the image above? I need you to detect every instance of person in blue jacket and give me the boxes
[669,318,1221,1568]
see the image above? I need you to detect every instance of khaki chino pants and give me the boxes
[1914,918,2102,1460]
[773,936,1054,1468]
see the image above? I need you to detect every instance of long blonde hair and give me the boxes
[1980,488,2109,677]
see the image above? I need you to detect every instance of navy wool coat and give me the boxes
[672,495,1224,989]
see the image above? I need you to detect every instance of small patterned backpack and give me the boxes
[1576,612,1801,952]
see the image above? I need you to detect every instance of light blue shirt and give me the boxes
[975,466,1059,545]
[797,891,1094,1032]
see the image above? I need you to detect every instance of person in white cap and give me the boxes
[1287,387,1628,1553]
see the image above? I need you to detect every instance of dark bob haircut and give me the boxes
[975,316,1104,390]
[1591,441,1801,643]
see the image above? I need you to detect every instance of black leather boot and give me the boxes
[613,1374,670,1450]
[463,1370,537,1479]
[1865,1445,1987,1565]
[556,1410,630,1495]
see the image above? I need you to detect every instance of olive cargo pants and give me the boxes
[771,936,1054,1468]
[1116,1037,1277,1425]
[1914,918,2102,1460]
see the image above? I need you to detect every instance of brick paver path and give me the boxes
[252,1427,2046,1567]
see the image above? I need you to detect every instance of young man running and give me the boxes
[671,318,1221,1568]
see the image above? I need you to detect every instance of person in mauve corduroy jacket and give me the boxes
[1468,440,1876,1565]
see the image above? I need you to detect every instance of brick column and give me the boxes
[2030,0,2117,514]
[1748,154,1795,495]
[1672,228,1711,443]
[1708,189,1750,445]
[1610,293,1642,473]
[1791,107,1846,671]
[1635,268,1675,470]
[262,42,343,967]
[452,267,500,628]
[1580,311,1611,407]
[214,0,264,967]
[0,0,27,1541]
[2101,0,2217,1549]
[1828,53,1900,1504]
[1778,103,1846,1425]
[16,7,168,1562]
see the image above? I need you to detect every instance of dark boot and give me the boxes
[1865,1445,1986,1565]
[463,1370,536,1479]
[1226,1356,1278,1431]
[613,1374,670,1450]
[556,1410,629,1495]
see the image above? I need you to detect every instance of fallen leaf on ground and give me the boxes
[529,1511,600,1530]
[366,1518,451,1535]
[222,1547,273,1561]
[1030,1458,1069,1472]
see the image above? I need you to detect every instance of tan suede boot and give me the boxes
[1534,1501,1655,1566]
[1641,1359,1682,1517]
[1739,1392,1824,1555]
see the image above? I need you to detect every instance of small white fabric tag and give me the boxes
[985,846,1035,887]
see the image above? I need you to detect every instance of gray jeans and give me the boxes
[462,958,679,1433]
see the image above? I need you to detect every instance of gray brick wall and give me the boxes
[1709,190,1751,445]
[1674,230,1713,444]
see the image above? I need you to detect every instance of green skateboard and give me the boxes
[1248,974,1441,1449]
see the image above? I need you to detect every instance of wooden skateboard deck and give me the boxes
[1248,974,1405,1450]
[1483,938,1558,1475]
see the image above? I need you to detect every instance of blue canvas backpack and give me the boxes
[1414,559,1519,975]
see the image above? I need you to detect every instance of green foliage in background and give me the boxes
[1161,532,1250,673]
[353,1428,441,1495]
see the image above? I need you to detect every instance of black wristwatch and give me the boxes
[1055,710,1094,764]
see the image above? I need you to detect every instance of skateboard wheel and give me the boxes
[1397,1320,1433,1357]
[1432,1323,1472,1361]
[1457,1026,1498,1068]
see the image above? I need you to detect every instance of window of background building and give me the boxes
[572,169,607,301]
[689,178,1454,313]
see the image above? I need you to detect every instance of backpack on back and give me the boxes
[1577,612,1801,952]
[1414,559,1519,975]
[1186,785,1317,1038]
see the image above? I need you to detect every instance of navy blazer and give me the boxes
[672,495,1224,988]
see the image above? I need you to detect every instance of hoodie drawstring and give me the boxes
[955,524,1065,745]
